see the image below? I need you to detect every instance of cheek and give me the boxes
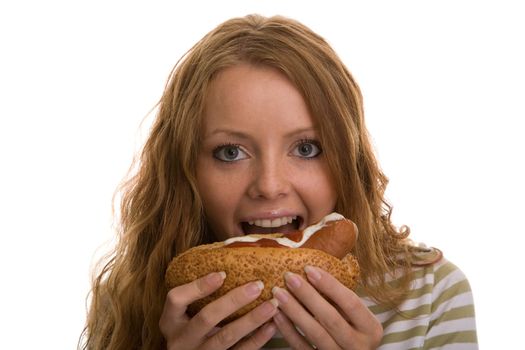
[196,160,244,237]
[197,168,243,208]
[303,164,338,210]
[197,172,226,213]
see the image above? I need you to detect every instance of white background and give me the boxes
[1,1,523,348]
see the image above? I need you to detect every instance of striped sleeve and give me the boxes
[373,258,478,349]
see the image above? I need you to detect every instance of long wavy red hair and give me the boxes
[80,14,412,349]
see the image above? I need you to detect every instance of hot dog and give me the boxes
[165,213,360,323]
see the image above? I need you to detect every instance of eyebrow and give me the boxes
[204,127,317,139]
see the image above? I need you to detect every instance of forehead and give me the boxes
[202,64,316,134]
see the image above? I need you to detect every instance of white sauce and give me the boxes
[224,212,344,248]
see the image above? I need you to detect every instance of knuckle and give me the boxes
[165,288,185,309]
[195,275,212,296]
[158,319,168,337]
[236,335,263,350]
[227,289,248,308]
[372,322,384,343]
[192,309,217,329]
[322,315,345,333]
[345,294,360,310]
[158,312,170,333]
[214,327,237,346]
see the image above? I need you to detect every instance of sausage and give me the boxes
[300,219,358,259]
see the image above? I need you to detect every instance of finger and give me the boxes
[186,281,264,342]
[160,271,226,339]
[231,321,278,350]
[273,311,314,350]
[163,271,226,319]
[205,326,221,337]
[287,268,358,348]
[304,265,379,332]
[272,282,341,350]
[201,298,279,350]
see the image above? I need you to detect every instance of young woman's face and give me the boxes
[196,63,337,241]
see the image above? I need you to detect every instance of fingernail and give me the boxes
[304,265,321,282]
[259,298,279,317]
[284,271,301,289]
[272,286,289,304]
[206,271,226,285]
[246,280,264,296]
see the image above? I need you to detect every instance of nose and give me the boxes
[247,157,290,200]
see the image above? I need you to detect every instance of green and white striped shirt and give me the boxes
[263,251,478,349]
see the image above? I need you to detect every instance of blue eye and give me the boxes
[292,140,322,158]
[213,144,248,162]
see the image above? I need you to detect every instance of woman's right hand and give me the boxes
[159,271,279,350]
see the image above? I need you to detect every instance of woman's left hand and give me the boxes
[272,266,383,350]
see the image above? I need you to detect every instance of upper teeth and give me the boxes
[248,216,297,228]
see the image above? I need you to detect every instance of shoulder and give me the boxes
[431,256,473,297]
[409,245,474,304]
[413,254,476,320]
[365,247,479,349]
[406,243,474,298]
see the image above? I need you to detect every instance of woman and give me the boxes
[81,14,477,349]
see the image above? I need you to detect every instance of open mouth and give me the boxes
[241,216,302,235]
